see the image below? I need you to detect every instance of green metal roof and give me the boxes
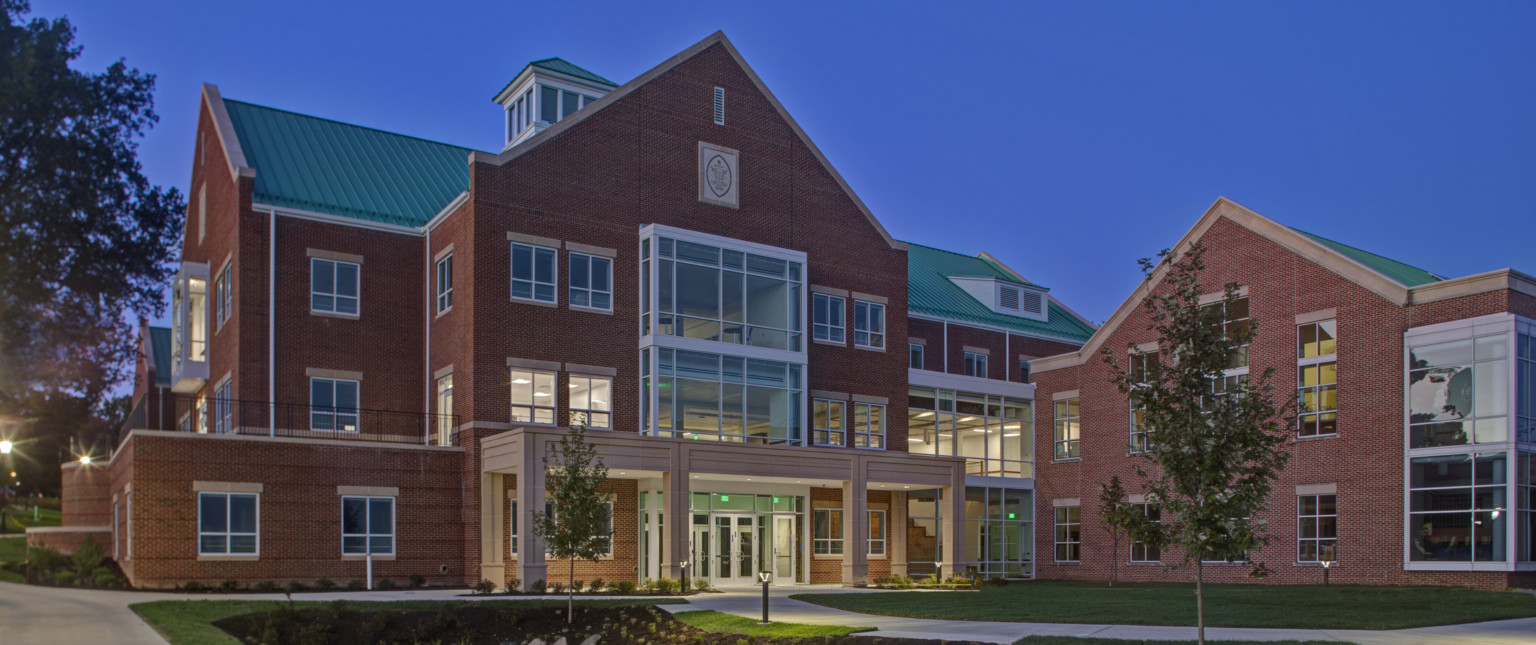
[1293,229,1443,287]
[149,326,171,386]
[223,99,471,227]
[531,58,618,87]
[906,243,1096,343]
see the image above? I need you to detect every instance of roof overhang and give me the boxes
[201,84,255,184]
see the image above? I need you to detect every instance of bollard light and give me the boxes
[757,571,772,624]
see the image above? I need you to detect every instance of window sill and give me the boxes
[1053,458,1081,463]
[1294,433,1338,442]
[853,445,886,451]
[311,311,360,320]
[1053,561,1081,566]
[812,554,845,560]
[1128,561,1162,566]
[511,297,558,308]
[813,338,847,348]
[570,304,614,316]
[854,344,886,353]
[198,555,259,562]
[511,420,559,428]
[343,554,396,561]
[868,554,888,560]
[435,307,452,319]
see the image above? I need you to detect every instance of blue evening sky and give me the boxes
[33,0,1536,326]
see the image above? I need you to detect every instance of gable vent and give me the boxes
[1020,289,1043,315]
[999,285,1020,311]
[713,87,725,125]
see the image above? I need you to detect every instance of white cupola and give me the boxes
[493,58,618,149]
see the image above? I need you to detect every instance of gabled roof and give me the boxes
[222,99,473,227]
[148,326,171,386]
[907,243,1096,343]
[1292,229,1442,287]
[530,57,618,87]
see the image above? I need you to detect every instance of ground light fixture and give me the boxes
[757,570,772,624]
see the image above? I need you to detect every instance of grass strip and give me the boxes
[672,609,872,636]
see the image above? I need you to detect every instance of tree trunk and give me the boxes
[1195,559,1205,645]
[1110,535,1118,587]
[568,557,575,624]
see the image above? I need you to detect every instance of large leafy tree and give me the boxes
[531,425,610,623]
[0,2,183,430]
[1102,242,1291,644]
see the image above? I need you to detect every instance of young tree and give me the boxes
[530,425,610,623]
[0,1,185,412]
[1102,242,1291,644]
[1096,474,1150,588]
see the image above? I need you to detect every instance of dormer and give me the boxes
[493,58,618,149]
[948,276,1049,322]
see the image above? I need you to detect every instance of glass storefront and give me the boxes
[906,489,942,576]
[642,348,804,444]
[964,487,1033,578]
[908,388,1033,478]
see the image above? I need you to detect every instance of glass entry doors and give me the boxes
[713,514,756,585]
[773,515,795,580]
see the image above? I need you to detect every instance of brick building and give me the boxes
[1029,198,1535,590]
[37,32,1096,589]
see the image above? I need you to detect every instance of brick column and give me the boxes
[890,490,908,577]
[515,439,546,589]
[841,476,868,585]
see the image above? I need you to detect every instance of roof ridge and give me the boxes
[1293,228,1443,281]
[223,99,479,153]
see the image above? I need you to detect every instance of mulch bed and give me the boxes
[215,604,987,645]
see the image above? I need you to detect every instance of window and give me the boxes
[1409,335,1510,448]
[964,352,988,378]
[1130,503,1160,563]
[854,301,885,349]
[186,276,207,360]
[311,377,359,432]
[812,294,846,343]
[1202,296,1250,369]
[713,86,725,125]
[1409,452,1507,562]
[568,375,612,429]
[545,499,613,556]
[909,343,924,369]
[1018,357,1031,383]
[436,254,453,313]
[510,369,556,424]
[508,498,517,556]
[214,380,233,434]
[1054,398,1080,460]
[112,500,119,559]
[214,264,232,329]
[1298,494,1337,563]
[909,388,1033,478]
[195,396,208,434]
[510,242,556,304]
[645,348,804,445]
[342,496,394,556]
[1297,320,1337,437]
[569,253,612,311]
[813,398,845,446]
[311,258,359,315]
[854,402,885,449]
[198,492,257,555]
[1054,505,1080,562]
[963,488,1033,578]
[435,373,453,445]
[814,508,843,555]
[645,234,804,350]
[1129,351,1158,454]
[868,509,886,556]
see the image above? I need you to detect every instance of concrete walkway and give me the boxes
[2,579,1534,644]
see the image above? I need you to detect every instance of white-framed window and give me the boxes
[310,377,359,432]
[909,343,924,369]
[569,253,613,311]
[1054,505,1080,562]
[436,253,453,313]
[196,396,208,434]
[545,499,614,557]
[112,499,119,558]
[813,398,845,446]
[854,301,885,349]
[311,258,359,315]
[854,402,885,449]
[214,263,232,329]
[1054,397,1080,460]
[568,375,612,429]
[813,294,845,343]
[198,492,258,556]
[510,242,557,303]
[1129,351,1157,454]
[1130,502,1160,563]
[539,85,596,124]
[125,491,132,559]
[214,380,233,434]
[341,496,395,556]
[1298,320,1337,437]
[813,508,843,555]
[964,352,988,378]
[1298,494,1337,563]
[510,369,556,424]
[868,509,886,556]
[435,373,453,445]
[508,498,518,556]
[1018,357,1032,383]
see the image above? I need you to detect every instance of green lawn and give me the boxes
[794,581,1536,630]
[1014,639,1340,645]
[672,609,871,636]
[0,536,25,562]
[131,598,686,645]
[1,505,60,533]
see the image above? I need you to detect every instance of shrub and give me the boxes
[985,576,1009,587]
[70,539,105,580]
[345,579,365,591]
[588,577,605,593]
[252,581,277,593]
[286,581,308,593]
[314,578,336,590]
[895,575,915,589]
[182,580,207,592]
[408,573,426,588]
[549,581,566,595]
[92,568,120,588]
[528,579,546,594]
[55,570,77,586]
[472,579,497,595]
[692,577,711,592]
[639,578,658,594]
[572,579,586,593]
[29,545,65,574]
[610,579,637,595]
[505,577,520,594]
[220,579,240,592]
[376,578,397,590]
[655,578,680,594]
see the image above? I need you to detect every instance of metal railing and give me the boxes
[122,394,455,446]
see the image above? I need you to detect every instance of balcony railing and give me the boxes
[122,394,456,446]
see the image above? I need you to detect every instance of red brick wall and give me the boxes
[808,487,842,583]
[905,317,1081,381]
[1030,215,1526,590]
[59,463,111,527]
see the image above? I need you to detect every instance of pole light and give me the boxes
[757,571,772,624]
[0,440,12,454]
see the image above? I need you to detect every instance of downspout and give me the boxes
[942,320,949,373]
[269,208,276,437]
[425,225,432,445]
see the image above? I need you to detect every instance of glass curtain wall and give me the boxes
[908,388,1032,478]
[641,235,803,351]
[642,348,803,444]
[906,489,942,576]
[1409,335,1510,448]
[964,487,1032,578]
